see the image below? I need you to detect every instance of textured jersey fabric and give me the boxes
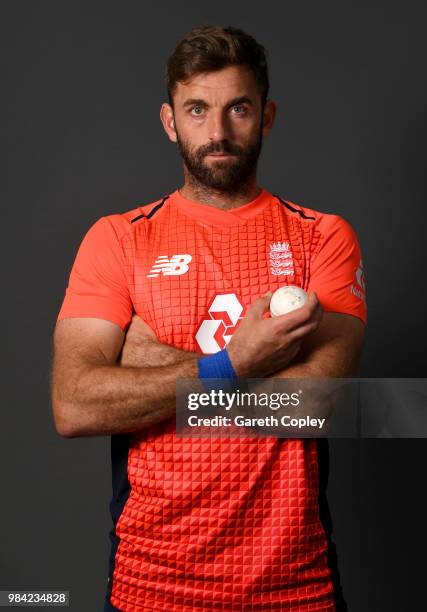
[57,188,366,611]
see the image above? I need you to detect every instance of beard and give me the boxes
[175,127,263,194]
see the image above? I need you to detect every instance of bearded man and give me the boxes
[51,25,366,611]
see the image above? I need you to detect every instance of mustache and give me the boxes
[197,141,243,157]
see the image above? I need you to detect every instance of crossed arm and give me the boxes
[50,293,365,438]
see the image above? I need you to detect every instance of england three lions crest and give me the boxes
[269,242,294,276]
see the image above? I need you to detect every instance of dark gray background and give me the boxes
[2,1,427,610]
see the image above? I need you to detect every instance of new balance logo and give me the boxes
[147,254,192,278]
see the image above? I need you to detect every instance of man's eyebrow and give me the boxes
[182,96,255,108]
[182,98,207,108]
[226,96,254,107]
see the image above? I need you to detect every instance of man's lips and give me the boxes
[205,153,236,158]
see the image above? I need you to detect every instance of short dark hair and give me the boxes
[165,25,269,107]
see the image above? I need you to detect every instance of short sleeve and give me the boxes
[308,215,367,324]
[57,216,133,330]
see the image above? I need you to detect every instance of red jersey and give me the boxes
[57,188,366,611]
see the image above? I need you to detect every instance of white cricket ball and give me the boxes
[270,285,308,316]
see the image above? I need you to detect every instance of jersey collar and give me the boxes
[169,188,273,227]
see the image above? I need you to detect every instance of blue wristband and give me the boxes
[197,348,237,391]
[198,348,237,383]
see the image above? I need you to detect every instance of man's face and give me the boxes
[165,65,269,192]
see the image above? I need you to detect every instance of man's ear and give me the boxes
[261,100,276,137]
[160,103,177,143]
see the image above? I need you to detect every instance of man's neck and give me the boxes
[179,176,261,211]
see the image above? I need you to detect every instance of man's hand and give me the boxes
[226,291,323,378]
[120,314,195,368]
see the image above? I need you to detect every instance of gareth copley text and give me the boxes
[188,414,326,429]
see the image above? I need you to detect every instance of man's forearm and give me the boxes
[56,357,198,437]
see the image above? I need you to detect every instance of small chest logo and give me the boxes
[147,254,192,278]
[269,241,294,276]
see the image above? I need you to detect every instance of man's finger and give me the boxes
[245,291,273,320]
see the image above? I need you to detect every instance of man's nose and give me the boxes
[207,110,230,142]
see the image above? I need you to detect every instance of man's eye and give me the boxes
[232,105,246,114]
[191,106,204,116]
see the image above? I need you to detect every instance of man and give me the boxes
[51,25,366,611]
